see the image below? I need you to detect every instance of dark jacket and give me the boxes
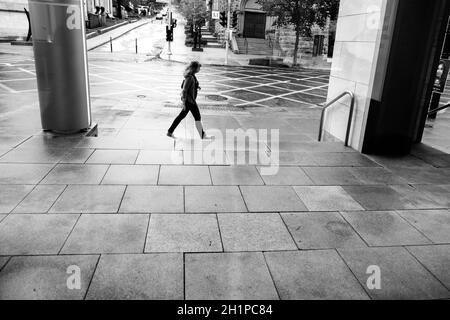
[181,75,199,105]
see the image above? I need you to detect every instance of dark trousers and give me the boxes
[168,102,201,133]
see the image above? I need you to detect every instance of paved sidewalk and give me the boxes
[87,19,151,51]
[0,51,450,300]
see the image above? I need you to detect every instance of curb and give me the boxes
[87,20,150,51]
[86,21,129,39]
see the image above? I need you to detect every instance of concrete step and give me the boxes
[206,43,223,48]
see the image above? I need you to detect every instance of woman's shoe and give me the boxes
[201,131,213,140]
[167,132,175,138]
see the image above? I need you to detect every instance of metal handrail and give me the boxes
[318,91,355,147]
[428,103,450,116]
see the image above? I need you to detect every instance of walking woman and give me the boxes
[167,61,210,139]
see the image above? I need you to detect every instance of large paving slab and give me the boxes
[145,214,222,253]
[412,185,450,208]
[342,185,440,211]
[240,186,307,212]
[185,186,247,213]
[398,210,450,243]
[210,166,264,185]
[18,136,82,149]
[302,167,364,185]
[348,167,408,185]
[101,165,159,185]
[341,211,431,246]
[119,186,184,213]
[0,135,30,149]
[310,153,379,167]
[136,150,184,165]
[367,155,433,168]
[264,250,369,300]
[40,164,109,185]
[0,147,69,163]
[0,256,10,270]
[389,185,445,209]
[49,185,126,213]
[338,247,450,300]
[183,150,229,165]
[86,254,183,300]
[0,214,79,255]
[218,213,297,252]
[225,150,273,166]
[185,252,279,300]
[387,167,450,184]
[0,163,54,184]
[293,186,364,211]
[61,214,149,254]
[158,165,212,185]
[59,148,95,164]
[282,212,367,249]
[0,185,34,213]
[257,166,313,185]
[75,136,141,150]
[407,245,450,290]
[277,152,317,166]
[86,149,139,164]
[13,185,66,214]
[0,255,99,300]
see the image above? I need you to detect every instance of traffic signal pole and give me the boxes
[225,0,231,65]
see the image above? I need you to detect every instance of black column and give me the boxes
[361,0,450,155]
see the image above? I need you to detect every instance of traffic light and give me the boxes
[232,11,238,28]
[166,25,173,42]
[219,11,227,27]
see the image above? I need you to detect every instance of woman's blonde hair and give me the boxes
[184,61,201,77]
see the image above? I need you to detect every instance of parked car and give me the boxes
[156,13,163,20]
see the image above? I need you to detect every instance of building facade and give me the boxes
[0,0,113,40]
[84,0,114,17]
[209,0,333,58]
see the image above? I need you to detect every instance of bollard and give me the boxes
[110,36,112,52]
[135,38,138,54]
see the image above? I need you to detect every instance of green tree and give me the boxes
[178,0,208,27]
[257,0,340,65]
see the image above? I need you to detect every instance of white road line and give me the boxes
[91,73,159,92]
[12,89,38,93]
[220,80,291,94]
[234,85,324,107]
[91,88,147,97]
[0,82,18,93]
[0,78,36,82]
[18,67,36,76]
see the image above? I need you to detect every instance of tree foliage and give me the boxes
[178,0,208,26]
[256,0,340,65]
[257,0,340,37]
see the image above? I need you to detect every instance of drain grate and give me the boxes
[206,95,228,102]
